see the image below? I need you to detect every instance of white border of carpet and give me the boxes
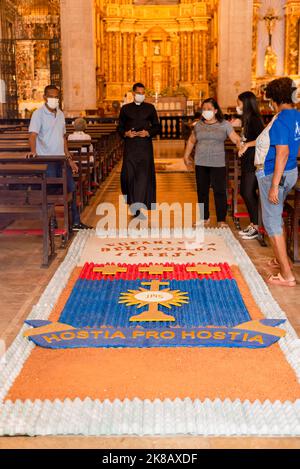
[0,228,300,437]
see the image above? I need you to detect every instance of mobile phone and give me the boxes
[279,175,286,187]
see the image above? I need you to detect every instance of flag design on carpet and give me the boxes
[58,262,251,329]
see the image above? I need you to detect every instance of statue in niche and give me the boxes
[24,23,35,39]
[154,43,161,56]
[48,24,57,39]
[264,46,277,76]
[35,43,48,69]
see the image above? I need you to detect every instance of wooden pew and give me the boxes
[285,180,300,263]
[0,164,56,266]
[0,142,30,152]
[0,154,72,245]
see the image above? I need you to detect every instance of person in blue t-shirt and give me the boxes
[256,77,299,287]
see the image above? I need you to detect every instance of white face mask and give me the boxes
[134,93,145,104]
[202,110,215,121]
[47,97,59,110]
[236,106,243,116]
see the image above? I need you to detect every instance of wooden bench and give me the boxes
[0,154,73,245]
[285,181,300,263]
[0,164,56,266]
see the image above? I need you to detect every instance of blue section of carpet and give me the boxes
[59,278,251,329]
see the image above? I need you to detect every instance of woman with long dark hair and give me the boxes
[184,98,240,227]
[237,91,264,239]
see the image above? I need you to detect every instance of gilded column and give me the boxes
[184,33,188,81]
[123,33,128,83]
[108,33,113,82]
[100,17,105,73]
[199,31,204,78]
[193,31,197,81]
[180,33,184,81]
[130,33,135,83]
[187,32,192,82]
[284,4,299,76]
[252,2,261,77]
[203,31,207,80]
[116,31,121,82]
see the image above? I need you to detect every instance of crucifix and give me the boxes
[260,7,281,76]
[261,7,281,47]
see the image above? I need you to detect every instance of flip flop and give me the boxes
[267,258,280,268]
[267,258,293,269]
[267,273,296,287]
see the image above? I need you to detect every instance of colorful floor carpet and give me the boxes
[1,228,300,436]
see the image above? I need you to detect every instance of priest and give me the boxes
[118,83,160,216]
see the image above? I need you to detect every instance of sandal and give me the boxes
[267,258,280,268]
[267,273,296,287]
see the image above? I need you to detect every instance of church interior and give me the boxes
[1,0,300,451]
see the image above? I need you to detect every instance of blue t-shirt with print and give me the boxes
[264,109,300,176]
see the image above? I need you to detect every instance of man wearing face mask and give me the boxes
[118,82,160,217]
[28,85,91,231]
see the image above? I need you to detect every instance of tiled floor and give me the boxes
[0,140,299,448]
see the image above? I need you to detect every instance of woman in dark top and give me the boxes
[237,91,264,239]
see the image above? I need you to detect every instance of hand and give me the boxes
[136,130,150,138]
[69,159,78,174]
[125,130,137,138]
[268,185,279,204]
[26,152,37,159]
[184,156,194,171]
[238,143,248,158]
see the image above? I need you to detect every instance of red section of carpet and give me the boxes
[79,262,234,281]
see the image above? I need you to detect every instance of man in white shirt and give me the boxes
[68,118,93,154]
[28,85,91,230]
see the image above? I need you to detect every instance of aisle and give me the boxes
[0,140,300,447]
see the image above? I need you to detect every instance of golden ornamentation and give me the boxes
[119,279,189,322]
[93,266,128,275]
[284,1,300,76]
[95,0,216,103]
[264,46,278,77]
[186,264,221,275]
[252,1,262,77]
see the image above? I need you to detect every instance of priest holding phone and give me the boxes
[118,83,160,216]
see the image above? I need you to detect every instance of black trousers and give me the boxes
[195,165,227,222]
[240,171,259,225]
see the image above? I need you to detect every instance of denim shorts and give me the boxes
[256,167,298,237]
